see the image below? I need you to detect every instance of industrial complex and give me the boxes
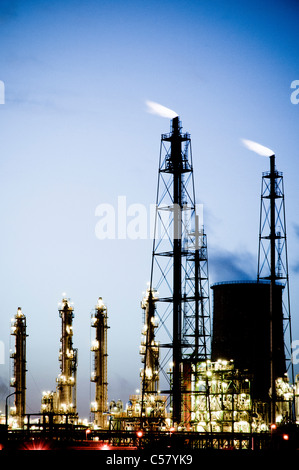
[1,116,298,451]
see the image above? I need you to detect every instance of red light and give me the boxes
[21,440,50,451]
[169,427,175,433]
[136,430,143,438]
[283,434,289,441]
[271,424,276,430]
[100,444,110,450]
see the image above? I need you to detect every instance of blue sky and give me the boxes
[0,0,299,419]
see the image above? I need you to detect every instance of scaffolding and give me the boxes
[147,117,211,427]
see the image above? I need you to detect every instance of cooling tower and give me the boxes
[211,281,286,400]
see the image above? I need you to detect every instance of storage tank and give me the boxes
[211,281,286,400]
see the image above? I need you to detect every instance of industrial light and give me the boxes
[100,444,110,450]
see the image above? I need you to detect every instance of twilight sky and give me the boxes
[0,0,299,419]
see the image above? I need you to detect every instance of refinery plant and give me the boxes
[0,116,299,451]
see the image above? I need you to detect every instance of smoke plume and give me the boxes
[241,138,274,157]
[146,100,178,119]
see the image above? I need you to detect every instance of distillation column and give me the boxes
[91,297,108,428]
[10,307,27,428]
[140,288,159,395]
[56,297,77,420]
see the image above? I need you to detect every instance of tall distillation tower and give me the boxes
[56,296,78,420]
[10,307,27,428]
[145,116,211,426]
[140,288,159,396]
[90,297,109,428]
[257,154,294,424]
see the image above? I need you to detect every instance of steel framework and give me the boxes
[257,154,295,424]
[146,117,211,426]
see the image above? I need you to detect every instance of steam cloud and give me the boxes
[241,138,274,157]
[146,100,178,119]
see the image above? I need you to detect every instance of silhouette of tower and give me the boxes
[146,117,211,425]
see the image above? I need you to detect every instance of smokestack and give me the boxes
[146,100,178,119]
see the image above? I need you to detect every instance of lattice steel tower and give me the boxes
[56,297,78,419]
[146,116,211,426]
[257,154,294,424]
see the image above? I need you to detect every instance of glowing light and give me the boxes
[146,100,178,119]
[16,307,23,317]
[97,297,105,309]
[136,430,143,438]
[21,440,50,450]
[100,444,110,450]
[241,138,274,157]
[283,434,289,441]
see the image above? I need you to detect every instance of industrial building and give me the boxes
[1,116,299,451]
[90,297,108,428]
[40,297,78,424]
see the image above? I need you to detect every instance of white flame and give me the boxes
[241,138,274,157]
[146,100,178,119]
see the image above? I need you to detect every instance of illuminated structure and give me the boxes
[41,296,78,423]
[147,116,211,426]
[3,123,299,451]
[186,359,293,433]
[209,153,295,428]
[90,297,109,428]
[140,288,159,395]
[10,307,27,428]
[257,154,294,424]
[211,281,286,402]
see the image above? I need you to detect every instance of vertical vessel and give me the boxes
[56,296,78,421]
[10,307,27,428]
[91,297,108,428]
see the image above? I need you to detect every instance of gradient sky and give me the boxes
[0,0,299,419]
